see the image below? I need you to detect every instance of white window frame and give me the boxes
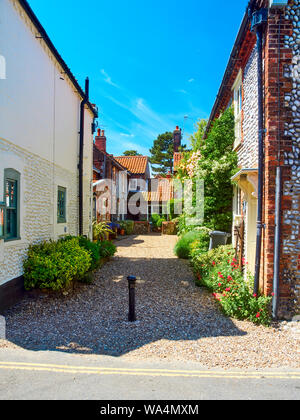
[129,179,138,191]
[233,185,242,217]
[232,69,243,149]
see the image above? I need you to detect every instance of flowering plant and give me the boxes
[191,244,272,326]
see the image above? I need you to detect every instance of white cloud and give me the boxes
[175,89,188,95]
[101,69,119,88]
[188,78,195,83]
[120,133,135,138]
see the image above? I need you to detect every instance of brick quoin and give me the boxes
[263,2,299,317]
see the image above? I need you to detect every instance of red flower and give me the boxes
[253,293,257,298]
[256,313,261,318]
[218,283,222,287]
[227,275,232,281]
[212,261,216,266]
[225,288,231,292]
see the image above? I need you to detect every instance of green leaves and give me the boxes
[23,236,117,291]
[93,221,113,241]
[178,107,237,233]
[174,229,210,260]
[24,238,91,291]
[190,244,272,326]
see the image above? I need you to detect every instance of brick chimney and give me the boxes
[173,126,182,152]
[95,129,106,153]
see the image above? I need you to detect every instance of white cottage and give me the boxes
[0,0,98,310]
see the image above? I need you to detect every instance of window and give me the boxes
[233,70,243,149]
[233,186,242,216]
[57,186,67,223]
[4,169,20,241]
[129,179,138,191]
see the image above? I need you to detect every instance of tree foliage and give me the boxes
[190,119,208,152]
[177,108,237,233]
[149,132,174,175]
[123,150,142,156]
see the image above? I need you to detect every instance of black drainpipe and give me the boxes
[79,77,89,237]
[249,6,268,296]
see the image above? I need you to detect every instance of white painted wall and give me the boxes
[0,0,95,285]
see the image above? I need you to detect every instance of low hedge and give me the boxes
[24,238,91,291]
[151,214,166,229]
[24,236,117,291]
[174,228,210,260]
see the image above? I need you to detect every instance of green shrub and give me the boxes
[24,238,92,291]
[124,220,134,235]
[99,240,117,258]
[191,245,272,326]
[78,237,102,271]
[174,228,210,259]
[165,198,184,221]
[92,221,113,241]
[191,245,235,280]
[151,214,166,228]
[60,236,102,271]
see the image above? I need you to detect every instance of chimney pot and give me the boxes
[95,128,107,153]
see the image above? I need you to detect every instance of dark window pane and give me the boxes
[57,187,66,223]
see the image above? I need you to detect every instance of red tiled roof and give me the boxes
[114,156,149,175]
[142,178,174,202]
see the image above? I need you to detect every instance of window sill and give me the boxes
[4,237,22,244]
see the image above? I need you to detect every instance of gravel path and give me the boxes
[1,234,299,369]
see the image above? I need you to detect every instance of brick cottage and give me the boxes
[205,0,299,319]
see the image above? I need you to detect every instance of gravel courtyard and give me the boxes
[1,234,299,369]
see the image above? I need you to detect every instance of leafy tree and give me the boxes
[199,107,237,232]
[150,132,186,175]
[149,132,174,175]
[123,150,142,156]
[190,119,208,151]
[178,108,237,233]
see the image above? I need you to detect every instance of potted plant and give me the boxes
[92,221,113,242]
[118,221,126,236]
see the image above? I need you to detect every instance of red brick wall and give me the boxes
[262,4,298,317]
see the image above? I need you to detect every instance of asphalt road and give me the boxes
[0,348,299,401]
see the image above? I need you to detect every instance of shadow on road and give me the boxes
[2,236,247,357]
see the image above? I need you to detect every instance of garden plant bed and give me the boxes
[1,235,299,369]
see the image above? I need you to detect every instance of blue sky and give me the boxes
[29,0,248,156]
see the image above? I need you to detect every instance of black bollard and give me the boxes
[127,276,137,322]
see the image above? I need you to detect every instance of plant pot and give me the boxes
[120,229,125,236]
